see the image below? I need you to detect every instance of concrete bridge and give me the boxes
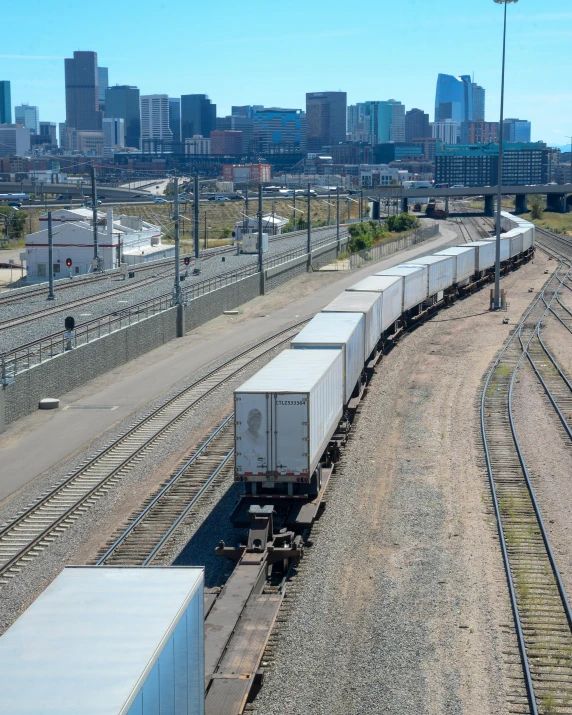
[365,184,572,215]
[0,182,152,201]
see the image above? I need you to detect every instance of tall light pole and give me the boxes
[566,136,572,187]
[492,0,518,310]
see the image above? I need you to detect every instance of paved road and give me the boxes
[0,223,461,501]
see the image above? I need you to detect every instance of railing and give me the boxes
[1,229,349,382]
[349,224,439,269]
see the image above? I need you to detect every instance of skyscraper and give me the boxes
[105,85,141,149]
[169,98,181,144]
[141,95,173,149]
[65,51,102,131]
[472,83,485,121]
[181,94,216,140]
[366,100,404,144]
[405,108,430,142]
[39,122,57,146]
[0,81,11,124]
[503,118,531,143]
[15,104,39,134]
[98,67,108,113]
[252,108,305,152]
[306,92,347,151]
[103,117,125,148]
[434,74,473,124]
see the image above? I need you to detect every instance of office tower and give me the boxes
[251,108,305,153]
[306,91,347,151]
[366,100,404,144]
[169,98,181,143]
[468,121,499,144]
[15,104,40,134]
[216,115,254,154]
[0,81,11,124]
[64,51,103,130]
[141,95,173,150]
[39,121,57,146]
[211,130,243,155]
[434,74,473,124]
[346,103,371,143]
[432,120,460,145]
[181,94,216,140]
[405,108,430,142]
[59,122,67,149]
[105,85,141,149]
[103,117,125,147]
[471,82,485,121]
[0,124,31,157]
[504,118,532,143]
[232,105,263,119]
[98,67,108,113]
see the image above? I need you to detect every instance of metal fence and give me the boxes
[349,224,439,269]
[1,228,348,382]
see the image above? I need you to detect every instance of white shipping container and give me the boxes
[522,225,534,251]
[376,264,429,312]
[0,567,205,715]
[322,291,382,357]
[434,246,476,285]
[241,232,269,254]
[484,236,510,261]
[291,312,365,404]
[404,254,455,296]
[464,240,496,271]
[346,275,403,332]
[234,350,343,482]
[503,229,524,258]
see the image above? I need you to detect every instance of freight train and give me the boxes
[230,212,535,530]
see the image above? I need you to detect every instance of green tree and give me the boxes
[0,204,28,241]
[385,212,420,232]
[529,197,543,220]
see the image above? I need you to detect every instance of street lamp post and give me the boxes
[566,136,572,187]
[492,0,518,310]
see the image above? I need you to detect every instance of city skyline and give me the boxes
[1,0,570,147]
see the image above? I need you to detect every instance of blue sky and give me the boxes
[1,0,571,147]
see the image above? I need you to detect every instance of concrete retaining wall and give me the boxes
[2,238,348,427]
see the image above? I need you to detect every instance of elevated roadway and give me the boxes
[0,182,152,200]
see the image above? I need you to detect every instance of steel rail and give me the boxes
[95,414,234,565]
[0,320,308,581]
[481,265,572,714]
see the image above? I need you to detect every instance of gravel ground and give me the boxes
[0,226,343,353]
[252,252,552,715]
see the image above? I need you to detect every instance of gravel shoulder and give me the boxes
[253,252,551,715]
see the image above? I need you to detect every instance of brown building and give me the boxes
[222,164,271,182]
[210,130,243,155]
[64,51,103,133]
[413,137,439,161]
[330,143,372,165]
[469,121,499,144]
[405,108,430,142]
[306,92,347,151]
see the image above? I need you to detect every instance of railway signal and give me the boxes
[65,258,72,267]
[64,316,75,351]
[184,256,191,266]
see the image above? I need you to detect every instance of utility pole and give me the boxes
[47,211,55,300]
[293,188,296,231]
[173,177,184,337]
[257,183,264,279]
[328,188,331,226]
[336,186,340,251]
[204,213,207,249]
[307,182,311,257]
[91,165,100,272]
[193,174,200,272]
[244,182,249,245]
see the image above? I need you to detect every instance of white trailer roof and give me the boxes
[236,348,341,393]
[347,275,401,292]
[322,290,380,313]
[291,312,362,346]
[405,255,453,266]
[376,264,425,277]
[435,246,475,256]
[0,567,203,715]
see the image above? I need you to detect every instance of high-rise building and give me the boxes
[216,115,254,154]
[39,122,57,146]
[366,100,404,144]
[0,124,31,158]
[181,94,216,140]
[252,107,305,153]
[306,92,347,151]
[169,98,181,144]
[105,85,141,149]
[503,118,531,143]
[103,117,125,148]
[0,81,11,124]
[232,105,263,119]
[98,67,108,113]
[471,82,485,121]
[141,95,173,149]
[210,130,243,155]
[59,122,67,149]
[64,51,102,131]
[347,103,368,134]
[468,120,499,144]
[432,120,460,145]
[434,74,473,124]
[15,104,40,134]
[405,108,430,142]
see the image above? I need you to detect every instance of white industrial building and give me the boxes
[25,208,174,279]
[234,213,288,240]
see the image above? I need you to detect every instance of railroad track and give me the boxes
[94,416,235,566]
[0,320,307,585]
[481,262,572,714]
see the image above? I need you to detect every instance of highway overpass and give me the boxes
[0,182,152,201]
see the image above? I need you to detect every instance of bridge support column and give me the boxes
[371,200,380,221]
[401,197,408,213]
[484,195,495,217]
[546,193,567,213]
[514,194,528,214]
[445,197,449,212]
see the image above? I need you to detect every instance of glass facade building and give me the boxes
[105,85,141,150]
[64,51,103,131]
[0,81,11,124]
[306,92,347,151]
[181,94,216,140]
[252,108,305,153]
[434,74,472,125]
[503,118,531,143]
